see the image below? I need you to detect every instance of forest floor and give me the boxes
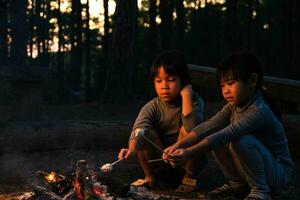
[0,101,299,199]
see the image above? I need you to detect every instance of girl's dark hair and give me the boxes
[150,50,191,86]
[217,50,282,121]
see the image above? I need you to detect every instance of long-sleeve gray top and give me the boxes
[129,93,204,144]
[192,92,293,169]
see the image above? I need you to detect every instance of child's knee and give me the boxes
[229,134,258,153]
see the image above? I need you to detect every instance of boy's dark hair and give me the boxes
[217,50,282,121]
[150,50,191,86]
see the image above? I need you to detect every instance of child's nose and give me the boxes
[223,86,230,94]
[162,81,169,89]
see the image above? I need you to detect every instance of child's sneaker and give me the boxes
[244,192,272,200]
[207,183,234,198]
[207,182,249,199]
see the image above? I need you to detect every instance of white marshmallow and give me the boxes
[101,163,113,172]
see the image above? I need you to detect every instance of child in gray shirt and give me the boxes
[118,50,207,192]
[163,51,293,200]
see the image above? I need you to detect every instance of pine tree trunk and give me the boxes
[42,0,50,66]
[148,0,157,60]
[253,0,261,54]
[175,0,185,50]
[101,0,137,103]
[0,0,8,66]
[159,0,174,50]
[246,0,253,49]
[103,0,109,60]
[10,0,28,68]
[29,1,34,61]
[70,0,83,95]
[85,0,92,102]
[281,0,292,77]
[295,0,300,79]
[225,0,238,52]
[57,0,65,102]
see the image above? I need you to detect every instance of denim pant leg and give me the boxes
[229,135,291,194]
[212,145,245,184]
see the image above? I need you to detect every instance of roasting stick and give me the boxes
[134,128,194,175]
[148,158,165,163]
[111,159,123,166]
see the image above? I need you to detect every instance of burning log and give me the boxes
[33,186,62,200]
[36,170,73,195]
[74,160,100,200]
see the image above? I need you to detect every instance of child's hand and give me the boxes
[118,148,137,160]
[180,84,193,97]
[167,148,192,168]
[162,144,179,163]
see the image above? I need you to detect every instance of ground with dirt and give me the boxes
[0,101,299,199]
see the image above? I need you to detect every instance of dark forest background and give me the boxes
[0,0,299,106]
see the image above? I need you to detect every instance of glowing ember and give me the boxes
[45,172,58,183]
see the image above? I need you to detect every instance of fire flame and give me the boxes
[45,172,58,183]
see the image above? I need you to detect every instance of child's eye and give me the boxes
[155,79,162,83]
[168,78,175,81]
[224,80,235,85]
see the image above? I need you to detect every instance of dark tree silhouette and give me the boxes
[281,0,293,77]
[103,0,109,60]
[98,0,110,95]
[0,0,8,67]
[101,0,138,102]
[70,0,83,95]
[34,0,50,66]
[148,0,157,60]
[175,0,185,50]
[296,0,300,78]
[10,0,28,68]
[246,0,253,49]
[225,0,238,52]
[57,0,65,102]
[84,0,92,102]
[159,0,174,50]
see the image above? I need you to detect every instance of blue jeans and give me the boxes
[212,134,292,194]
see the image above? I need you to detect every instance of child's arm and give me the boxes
[204,107,265,149]
[163,104,231,161]
[167,108,266,166]
[118,100,157,160]
[118,139,139,160]
[180,85,205,132]
[181,84,194,116]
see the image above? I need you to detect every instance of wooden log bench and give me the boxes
[189,64,300,113]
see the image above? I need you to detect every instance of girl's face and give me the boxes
[220,78,254,106]
[154,67,182,102]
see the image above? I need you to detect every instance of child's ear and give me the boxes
[249,73,258,88]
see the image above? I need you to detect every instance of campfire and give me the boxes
[30,160,109,200]
[17,160,178,200]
